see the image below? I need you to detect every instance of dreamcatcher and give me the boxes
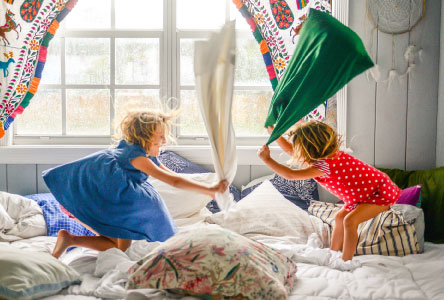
[365,0,426,87]
[232,0,331,123]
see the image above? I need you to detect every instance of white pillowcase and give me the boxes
[0,245,80,300]
[148,173,217,220]
[206,180,329,245]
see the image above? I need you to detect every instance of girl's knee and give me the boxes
[117,239,131,252]
[335,209,348,222]
[343,214,359,229]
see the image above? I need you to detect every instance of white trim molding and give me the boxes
[332,0,349,143]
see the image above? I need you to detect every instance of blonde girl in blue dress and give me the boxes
[44,110,228,258]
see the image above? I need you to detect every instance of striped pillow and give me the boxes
[308,201,419,256]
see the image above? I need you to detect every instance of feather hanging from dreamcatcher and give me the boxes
[232,0,332,124]
[365,0,426,87]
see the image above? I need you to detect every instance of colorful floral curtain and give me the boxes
[0,0,77,138]
[232,0,331,122]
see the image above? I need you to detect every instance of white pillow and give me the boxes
[0,245,80,300]
[148,173,217,220]
[206,180,328,244]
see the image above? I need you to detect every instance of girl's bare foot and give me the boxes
[52,230,73,258]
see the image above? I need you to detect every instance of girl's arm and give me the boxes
[267,126,293,156]
[130,156,228,198]
[258,145,324,180]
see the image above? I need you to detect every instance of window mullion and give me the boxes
[110,0,116,136]
[169,0,179,139]
[61,36,66,136]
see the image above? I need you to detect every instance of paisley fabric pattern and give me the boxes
[0,0,77,138]
[127,225,297,300]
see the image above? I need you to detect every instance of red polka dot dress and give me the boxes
[313,151,401,212]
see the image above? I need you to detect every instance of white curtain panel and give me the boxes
[194,21,237,211]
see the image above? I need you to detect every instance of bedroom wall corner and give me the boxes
[437,0,444,167]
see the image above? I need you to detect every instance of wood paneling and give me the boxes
[0,165,6,192]
[347,0,377,165]
[6,164,37,195]
[406,0,440,170]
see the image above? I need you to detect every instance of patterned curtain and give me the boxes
[0,0,78,138]
[232,0,331,122]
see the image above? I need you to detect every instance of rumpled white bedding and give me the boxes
[3,221,444,300]
[0,191,47,241]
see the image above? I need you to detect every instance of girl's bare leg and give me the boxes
[342,203,389,261]
[52,230,132,258]
[330,208,349,251]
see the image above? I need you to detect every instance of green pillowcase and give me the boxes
[379,167,444,244]
[0,245,80,300]
[265,8,374,144]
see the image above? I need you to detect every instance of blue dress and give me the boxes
[42,140,178,241]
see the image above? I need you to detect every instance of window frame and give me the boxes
[10,0,348,148]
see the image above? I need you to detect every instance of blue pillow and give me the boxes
[158,151,210,174]
[25,193,95,237]
[241,174,319,211]
[158,150,241,213]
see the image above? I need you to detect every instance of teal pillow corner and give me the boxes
[0,245,81,300]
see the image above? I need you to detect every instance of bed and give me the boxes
[1,154,444,300]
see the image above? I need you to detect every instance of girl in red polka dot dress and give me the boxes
[258,120,401,262]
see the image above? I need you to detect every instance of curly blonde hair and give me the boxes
[288,120,342,166]
[113,109,178,153]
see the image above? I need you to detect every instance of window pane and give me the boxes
[115,0,163,29]
[15,89,62,135]
[65,0,110,29]
[66,38,110,85]
[116,38,159,85]
[66,89,110,135]
[40,38,61,84]
[177,0,225,29]
[232,90,273,136]
[179,90,206,136]
[114,89,161,126]
[235,36,270,86]
[180,39,204,86]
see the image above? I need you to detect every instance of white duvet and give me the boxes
[0,191,46,241]
[4,222,444,300]
[2,191,444,300]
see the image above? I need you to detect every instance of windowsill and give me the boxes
[0,145,290,165]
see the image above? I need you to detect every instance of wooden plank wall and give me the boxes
[348,0,440,170]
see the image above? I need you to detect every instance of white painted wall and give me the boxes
[348,0,440,170]
[437,0,444,167]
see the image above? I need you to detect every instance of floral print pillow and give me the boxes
[126,225,297,299]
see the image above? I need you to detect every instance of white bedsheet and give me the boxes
[6,226,444,300]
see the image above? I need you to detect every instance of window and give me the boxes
[13,0,344,146]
